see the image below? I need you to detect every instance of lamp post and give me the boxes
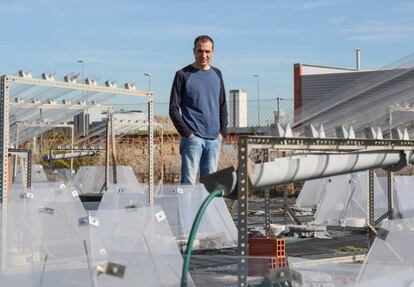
[144,73,155,201]
[75,59,84,173]
[144,72,152,94]
[253,73,260,128]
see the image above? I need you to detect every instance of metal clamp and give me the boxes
[124,204,138,210]
[376,227,389,241]
[79,216,100,227]
[20,192,34,199]
[38,207,55,215]
[269,268,303,285]
[96,262,126,279]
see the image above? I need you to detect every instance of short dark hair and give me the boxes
[194,35,214,49]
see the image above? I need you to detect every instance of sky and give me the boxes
[1,0,414,104]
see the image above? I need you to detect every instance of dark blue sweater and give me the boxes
[169,65,228,139]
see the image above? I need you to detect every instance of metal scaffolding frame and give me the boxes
[0,74,155,205]
[14,122,75,170]
[236,135,414,287]
[8,148,32,189]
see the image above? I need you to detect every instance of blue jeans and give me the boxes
[180,135,222,184]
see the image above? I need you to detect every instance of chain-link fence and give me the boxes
[93,98,293,183]
[26,98,293,184]
[111,98,294,133]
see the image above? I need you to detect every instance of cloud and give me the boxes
[342,20,414,43]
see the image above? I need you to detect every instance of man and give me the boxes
[169,35,228,184]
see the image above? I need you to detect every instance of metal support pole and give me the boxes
[0,76,10,203]
[148,95,154,206]
[367,169,375,248]
[263,149,271,237]
[257,78,260,128]
[389,109,392,139]
[70,124,74,173]
[27,149,32,189]
[111,114,117,184]
[387,171,394,219]
[1,76,10,274]
[279,151,288,224]
[237,137,249,287]
[283,188,288,224]
[103,116,110,192]
[22,158,27,189]
[160,128,164,185]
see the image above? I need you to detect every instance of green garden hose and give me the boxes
[180,188,224,287]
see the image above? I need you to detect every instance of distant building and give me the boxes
[228,89,248,128]
[112,110,147,135]
[74,104,110,137]
[74,104,150,137]
[293,62,414,136]
[293,63,358,124]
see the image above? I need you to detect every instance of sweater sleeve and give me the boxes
[217,70,228,136]
[169,71,193,138]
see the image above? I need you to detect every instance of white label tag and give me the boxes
[60,183,66,190]
[72,190,79,197]
[89,216,100,227]
[155,211,166,222]
[99,248,107,255]
[79,216,100,227]
[177,188,183,194]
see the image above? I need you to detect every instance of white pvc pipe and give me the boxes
[50,151,99,160]
[250,151,409,188]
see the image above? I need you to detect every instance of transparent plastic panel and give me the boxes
[160,184,237,250]
[72,166,106,193]
[356,267,414,287]
[14,164,48,184]
[313,174,350,225]
[357,218,414,285]
[295,177,329,208]
[99,192,149,210]
[31,164,48,182]
[10,182,86,214]
[46,168,74,183]
[99,184,237,250]
[313,172,388,226]
[289,257,361,286]
[1,202,92,286]
[9,182,65,202]
[72,165,143,194]
[395,176,414,218]
[92,205,192,287]
[185,254,362,287]
[199,187,238,249]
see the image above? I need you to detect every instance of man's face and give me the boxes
[193,40,214,69]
